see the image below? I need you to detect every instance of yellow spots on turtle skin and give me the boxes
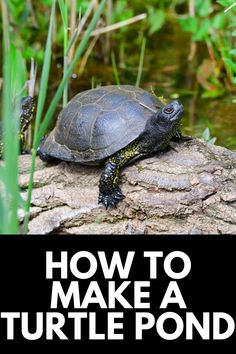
[116,140,140,167]
[113,174,119,187]
[101,140,142,190]
[100,139,143,194]
[19,100,36,149]
[0,99,35,159]
[19,131,25,146]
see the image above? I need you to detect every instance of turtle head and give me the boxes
[157,99,184,128]
[19,96,36,143]
[0,96,35,159]
[142,99,184,149]
[20,96,36,133]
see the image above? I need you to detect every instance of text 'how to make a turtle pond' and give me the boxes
[0,251,235,341]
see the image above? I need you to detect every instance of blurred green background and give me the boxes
[1,0,236,148]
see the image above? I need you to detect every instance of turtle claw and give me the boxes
[98,187,125,209]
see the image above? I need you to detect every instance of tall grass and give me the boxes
[22,0,56,234]
[59,0,69,107]
[23,0,107,233]
[1,0,27,234]
[111,51,121,85]
[0,0,107,234]
[136,37,146,87]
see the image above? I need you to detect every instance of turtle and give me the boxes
[0,96,35,159]
[38,85,184,209]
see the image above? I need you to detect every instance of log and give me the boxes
[18,138,236,235]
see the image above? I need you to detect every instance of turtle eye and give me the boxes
[164,107,174,114]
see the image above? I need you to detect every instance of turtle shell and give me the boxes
[40,85,164,163]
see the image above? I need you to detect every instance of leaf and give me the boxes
[18,194,26,209]
[148,9,165,35]
[232,99,236,104]
[178,16,198,33]
[208,137,217,144]
[202,128,210,141]
[58,0,68,28]
[212,13,227,29]
[0,192,4,234]
[196,0,213,17]
[112,0,134,24]
[10,45,27,98]
[216,0,236,7]
[41,0,54,5]
[192,18,210,41]
[223,57,236,72]
[230,49,236,56]
[201,88,225,98]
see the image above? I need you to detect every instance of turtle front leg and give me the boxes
[98,141,141,209]
[19,135,31,155]
[98,158,125,209]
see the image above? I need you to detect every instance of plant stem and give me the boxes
[111,51,120,85]
[1,0,19,234]
[136,37,146,87]
[91,13,146,37]
[224,2,236,13]
[68,0,77,64]
[66,0,98,56]
[23,0,56,233]
[59,0,69,107]
[23,0,107,233]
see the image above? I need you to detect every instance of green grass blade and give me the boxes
[59,0,69,107]
[35,0,107,148]
[58,0,68,28]
[111,51,121,85]
[65,0,97,57]
[1,0,19,234]
[135,37,146,87]
[91,76,95,88]
[0,191,4,234]
[23,0,107,234]
[0,166,5,234]
[23,0,56,233]
[34,0,56,138]
[10,46,27,98]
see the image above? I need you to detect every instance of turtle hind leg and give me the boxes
[98,185,125,209]
[37,136,58,163]
[98,141,141,209]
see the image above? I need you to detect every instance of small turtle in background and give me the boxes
[0,96,35,159]
[38,85,184,209]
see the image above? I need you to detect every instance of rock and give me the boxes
[17,138,236,234]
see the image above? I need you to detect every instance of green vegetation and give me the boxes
[178,0,236,98]
[1,0,107,234]
[0,0,236,234]
[201,127,217,144]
